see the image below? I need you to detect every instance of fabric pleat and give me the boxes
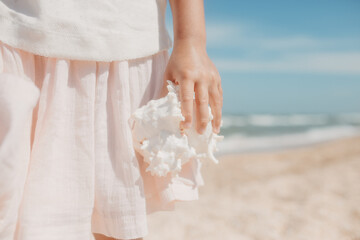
[0,41,204,240]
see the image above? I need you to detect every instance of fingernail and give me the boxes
[198,128,205,135]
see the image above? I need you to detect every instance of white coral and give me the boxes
[129,80,224,177]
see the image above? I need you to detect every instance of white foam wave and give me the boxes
[247,114,328,127]
[221,113,360,128]
[336,113,360,124]
[216,125,360,154]
[221,115,247,128]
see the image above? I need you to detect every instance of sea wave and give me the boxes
[221,113,360,128]
[216,125,360,155]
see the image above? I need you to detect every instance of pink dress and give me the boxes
[0,40,204,240]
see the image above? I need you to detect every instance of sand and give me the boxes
[145,136,360,240]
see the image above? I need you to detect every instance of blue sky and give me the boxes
[165,0,360,114]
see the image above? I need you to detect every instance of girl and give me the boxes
[0,0,223,239]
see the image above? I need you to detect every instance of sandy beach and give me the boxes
[146,136,360,240]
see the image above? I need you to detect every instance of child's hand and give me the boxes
[161,39,223,134]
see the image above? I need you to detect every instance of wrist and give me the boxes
[173,37,207,51]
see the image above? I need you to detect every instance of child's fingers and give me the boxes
[179,79,195,129]
[194,82,209,134]
[157,70,174,99]
[209,84,222,134]
[157,81,169,99]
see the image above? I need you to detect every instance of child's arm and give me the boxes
[163,0,223,135]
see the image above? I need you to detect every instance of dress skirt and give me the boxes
[0,40,204,240]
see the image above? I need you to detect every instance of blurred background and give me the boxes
[167,0,360,154]
[147,1,360,239]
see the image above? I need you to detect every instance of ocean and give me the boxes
[217,112,360,154]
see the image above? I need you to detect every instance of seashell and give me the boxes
[129,80,224,177]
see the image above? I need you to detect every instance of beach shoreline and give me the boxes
[218,133,360,156]
[146,136,360,240]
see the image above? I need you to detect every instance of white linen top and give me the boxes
[0,0,173,62]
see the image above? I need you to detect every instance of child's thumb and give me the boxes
[156,72,174,99]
